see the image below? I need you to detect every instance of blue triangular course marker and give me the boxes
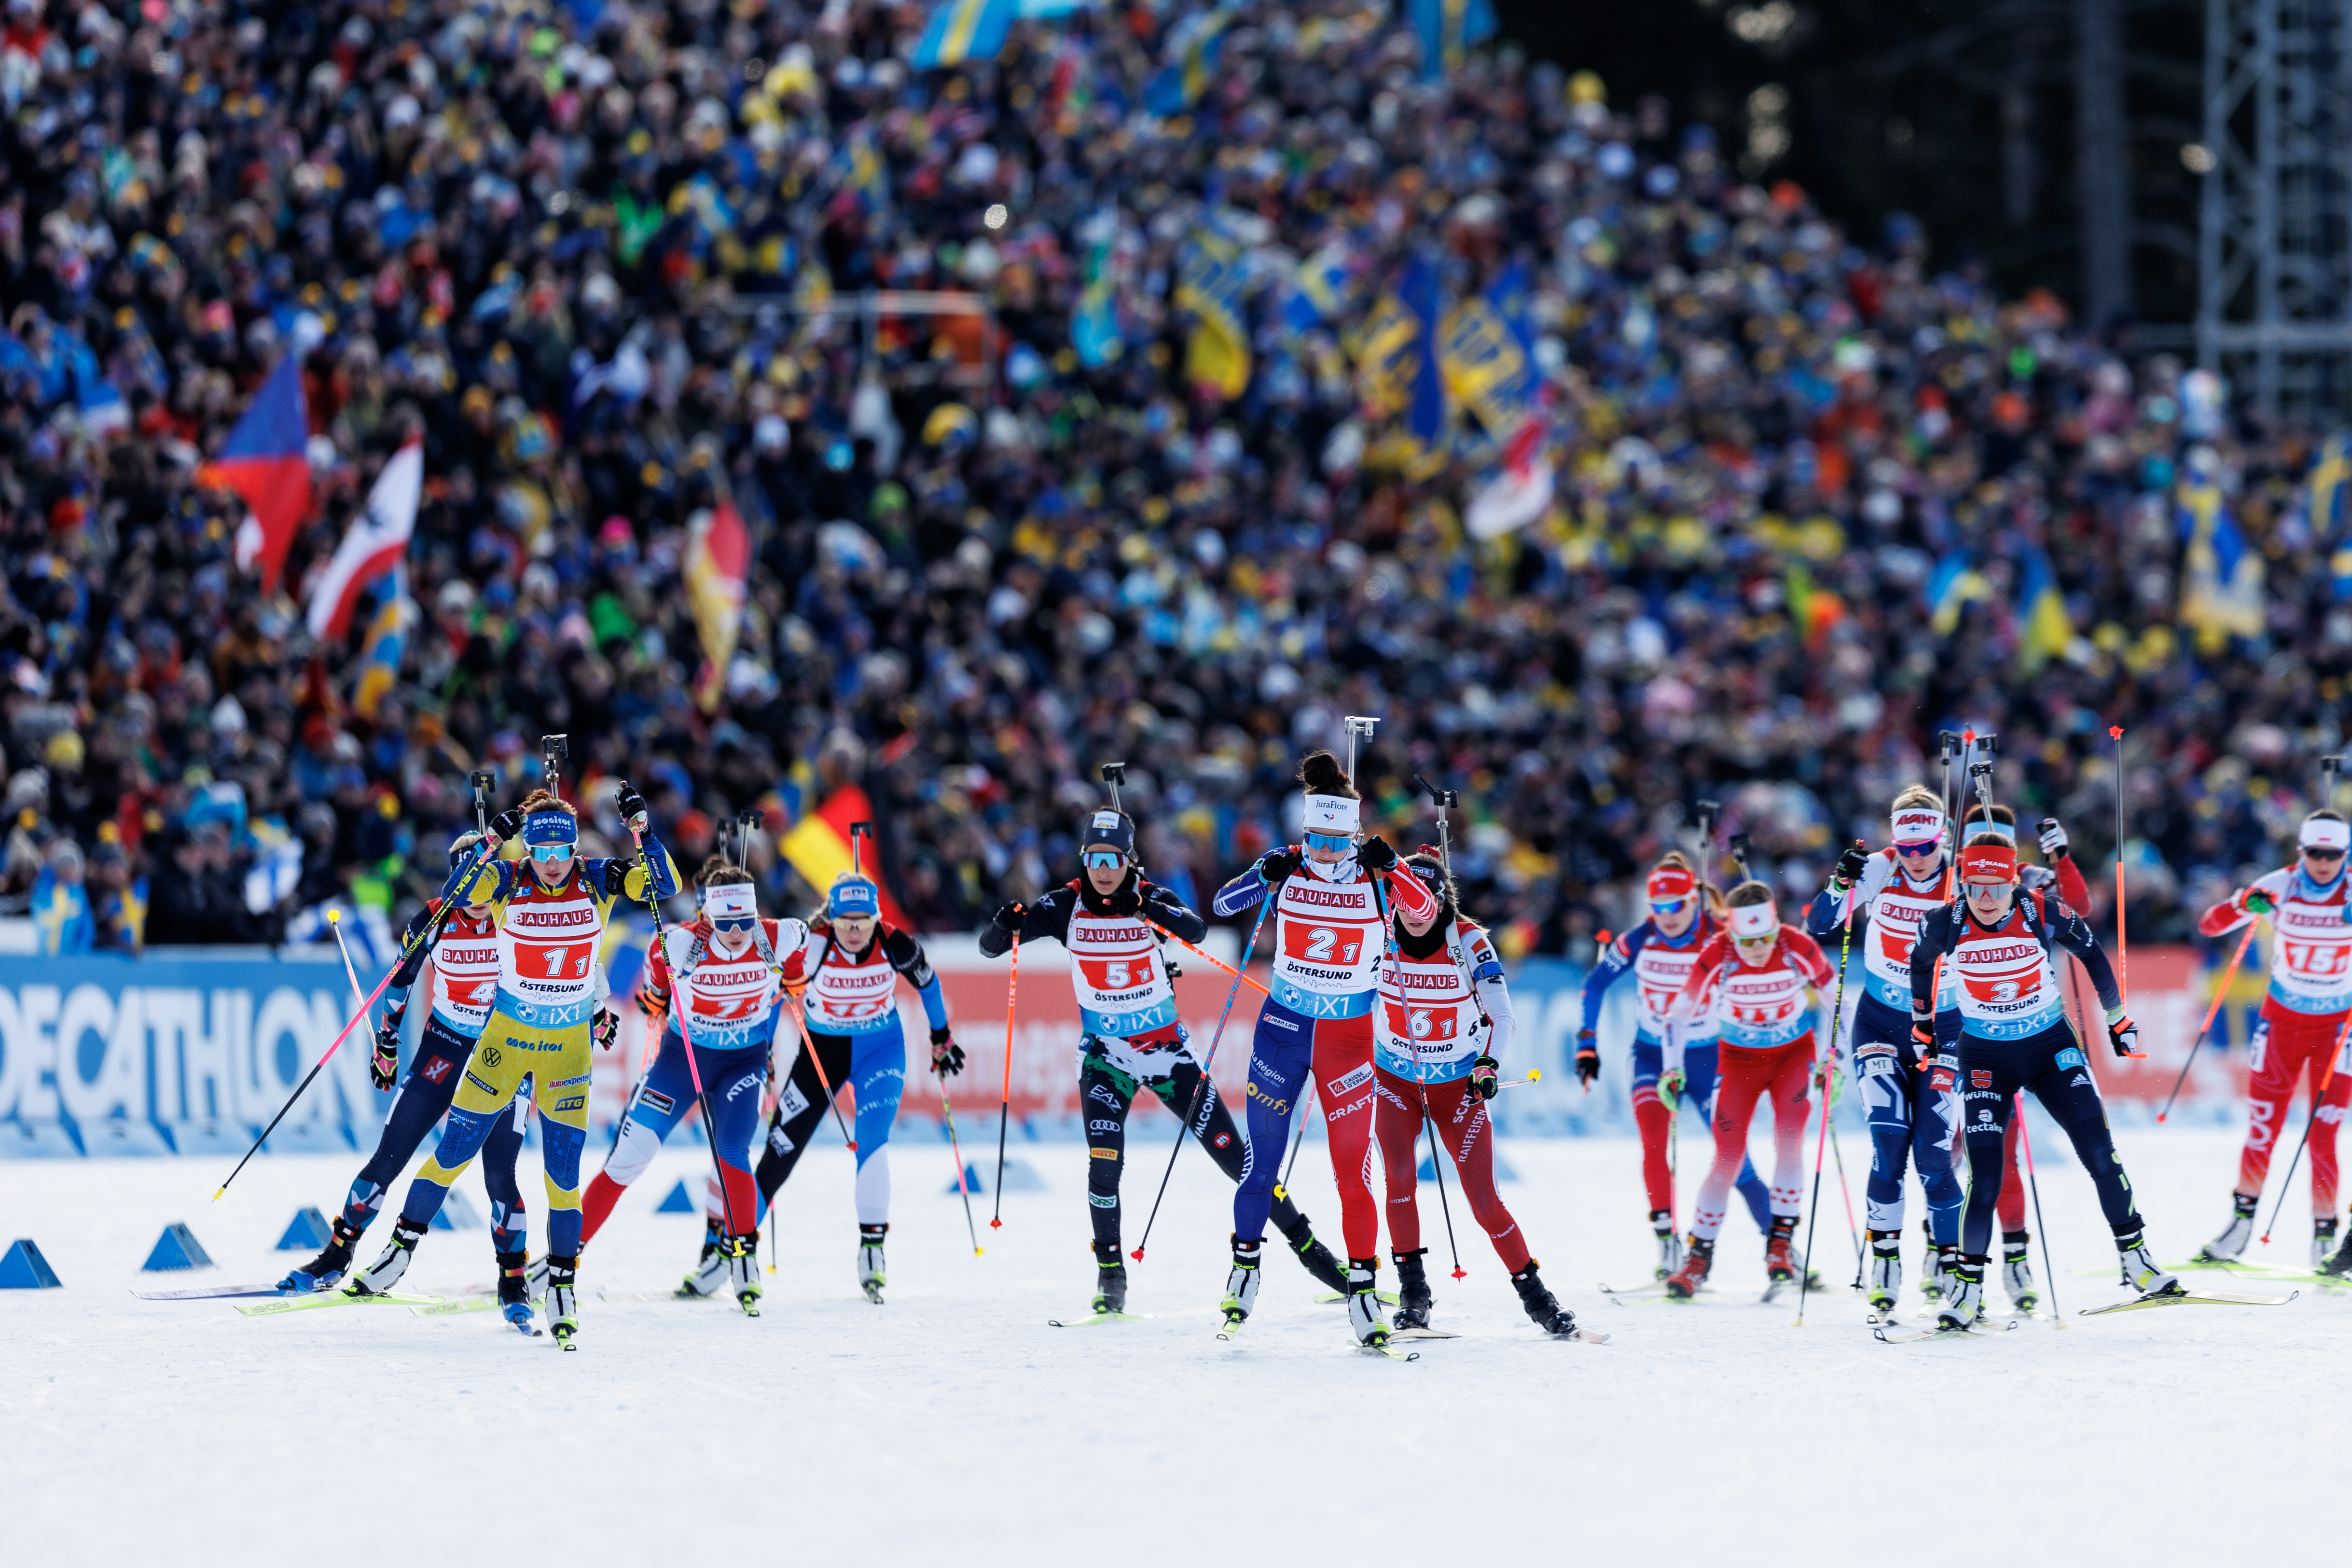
[947,1161,988,1195]
[0,1238,62,1288]
[276,1206,333,1251]
[657,1179,697,1213]
[429,1189,484,1231]
[141,1223,214,1272]
[1417,1150,1518,1182]
[951,1159,1043,1195]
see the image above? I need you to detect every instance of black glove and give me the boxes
[1468,1054,1501,1100]
[1104,878,1142,917]
[2108,1013,2142,1058]
[594,1007,620,1052]
[1356,834,1396,872]
[615,780,649,832]
[1257,847,1301,885]
[1574,1028,1600,1086]
[1140,882,1181,917]
[489,807,525,842]
[990,901,1024,934]
[370,1017,401,1092]
[931,1025,966,1077]
[1832,844,1868,889]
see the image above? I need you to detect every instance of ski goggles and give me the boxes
[1303,830,1355,855]
[710,916,759,933]
[1649,896,1693,916]
[1081,849,1127,871]
[529,842,575,864]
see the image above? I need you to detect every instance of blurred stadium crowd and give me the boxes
[0,0,2335,957]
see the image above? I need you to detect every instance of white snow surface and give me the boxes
[6,1124,2350,1565]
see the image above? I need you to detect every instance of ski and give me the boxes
[1048,1311,1153,1327]
[1391,1327,1462,1340]
[1312,1290,1400,1305]
[1360,1336,1419,1361]
[2079,1288,2298,1316]
[1874,1317,2020,1344]
[412,1295,545,1318]
[1215,1314,1246,1342]
[132,1283,309,1301]
[1554,1327,1610,1345]
[236,1289,444,1317]
[599,1290,726,1303]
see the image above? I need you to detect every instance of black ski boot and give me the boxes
[2325,1234,2352,1279]
[1391,1247,1434,1331]
[279,1216,362,1291]
[496,1247,536,1332]
[1510,1261,1580,1337]
[1090,1238,1129,1316]
[1278,1210,1349,1294]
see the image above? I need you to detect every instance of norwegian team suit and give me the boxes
[754,918,945,1227]
[580,914,804,1244]
[394,843,679,1258]
[1908,889,2135,1259]
[1373,913,1531,1269]
[980,874,1329,1258]
[2198,866,2352,1216]
[1213,851,1440,1258]
[1581,915,1771,1231]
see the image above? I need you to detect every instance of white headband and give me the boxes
[1303,793,1361,834]
[1890,806,1946,846]
[1728,902,1780,939]
[2302,818,2352,852]
[703,883,758,918]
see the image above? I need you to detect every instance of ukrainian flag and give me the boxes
[1145,6,1234,116]
[2177,477,2265,644]
[910,0,1018,69]
[1438,263,1541,439]
[1926,551,1994,635]
[1411,0,1497,83]
[2016,545,2073,670]
[1176,220,1251,399]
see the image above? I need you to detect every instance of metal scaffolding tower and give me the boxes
[2197,0,2352,419]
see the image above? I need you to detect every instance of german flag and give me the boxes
[780,783,912,929]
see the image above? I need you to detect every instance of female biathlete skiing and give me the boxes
[278,831,532,1317]
[347,783,678,1348]
[981,806,1349,1317]
[1908,833,2170,1330]
[2194,808,2352,1267]
[577,856,796,1314]
[678,867,957,1304]
[1580,851,1773,1277]
[1373,850,1581,1338]
[1662,882,1837,1298]
[1210,749,1440,1348]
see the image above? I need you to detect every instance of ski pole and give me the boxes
[1420,1085,1467,1279]
[1134,898,1271,1261]
[2258,1010,2352,1246]
[1828,1108,1864,1288]
[326,909,369,1021]
[991,927,1021,1229]
[2158,919,2261,1123]
[2111,725,2129,1007]
[213,840,497,1199]
[1796,849,1860,1325]
[2014,1094,2064,1328]
[630,822,740,1246]
[1153,928,1273,996]
[1496,1069,1544,1091]
[941,1072,982,1257]
[785,992,858,1152]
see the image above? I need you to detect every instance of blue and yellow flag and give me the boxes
[2307,432,2352,600]
[1282,242,1356,333]
[1926,552,1994,635]
[1353,256,1446,450]
[910,0,1018,69]
[351,563,412,722]
[1411,0,1497,83]
[2177,476,2265,644]
[2016,546,2072,670]
[1439,263,1541,439]
[1072,213,1124,368]
[1145,6,1234,116]
[1176,219,1251,399]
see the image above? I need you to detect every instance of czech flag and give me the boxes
[782,783,913,930]
[204,353,311,591]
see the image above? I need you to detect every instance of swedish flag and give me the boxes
[2177,477,2265,645]
[1145,6,1234,116]
[910,0,1018,69]
[1411,0,1497,83]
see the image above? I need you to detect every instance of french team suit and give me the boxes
[341,901,527,1254]
[980,874,1325,1252]
[1908,889,2136,1259]
[1213,852,1440,1259]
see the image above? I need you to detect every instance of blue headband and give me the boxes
[523,809,579,846]
[828,875,878,918]
[1971,819,2017,846]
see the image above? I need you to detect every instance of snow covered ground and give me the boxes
[5,1123,2349,1566]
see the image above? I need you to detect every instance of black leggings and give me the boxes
[1080,1034,1313,1253]
[1957,1019,2142,1257]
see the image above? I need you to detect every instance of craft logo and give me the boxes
[422,1057,454,1084]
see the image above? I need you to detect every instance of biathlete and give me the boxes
[1909,833,2170,1330]
[1374,850,1580,1337]
[2195,808,2352,1267]
[680,868,955,1304]
[349,784,678,1349]
[1662,882,1836,1298]
[1580,851,1772,1277]
[1210,749,1440,1346]
[579,856,792,1314]
[980,807,1349,1316]
[278,831,532,1320]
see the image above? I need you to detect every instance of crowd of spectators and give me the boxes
[0,0,2335,958]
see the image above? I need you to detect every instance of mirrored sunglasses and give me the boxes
[1303,831,1355,854]
[529,843,575,862]
[1893,840,1941,858]
[1082,850,1127,870]
[2306,847,2347,861]
[1649,897,1691,916]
